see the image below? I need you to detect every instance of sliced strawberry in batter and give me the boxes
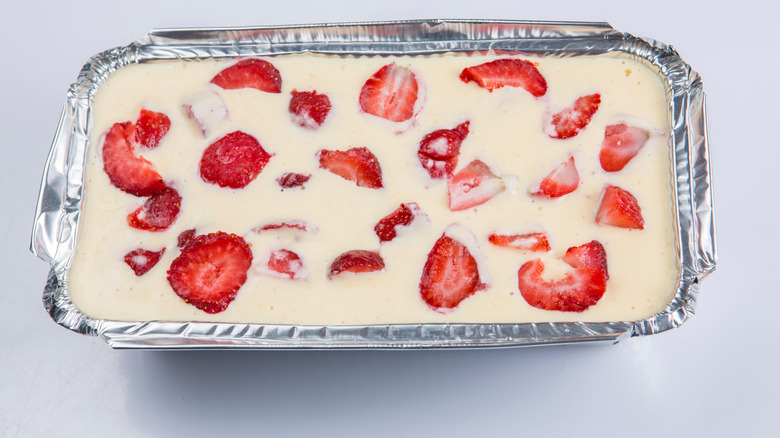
[276,172,311,189]
[599,123,651,172]
[488,232,550,252]
[531,155,579,198]
[317,147,383,188]
[127,186,182,231]
[374,202,421,243]
[548,93,601,139]
[135,108,171,149]
[595,185,645,230]
[448,160,505,211]
[517,259,607,312]
[266,249,306,280]
[328,250,385,279]
[183,90,228,137]
[256,220,314,233]
[420,234,485,311]
[210,58,282,93]
[418,121,470,179]
[200,131,272,189]
[124,247,165,276]
[102,121,166,197]
[177,229,197,248]
[562,240,608,279]
[289,90,331,128]
[359,63,419,122]
[459,59,548,97]
[167,232,253,314]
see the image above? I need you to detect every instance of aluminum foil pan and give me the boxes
[30,20,716,349]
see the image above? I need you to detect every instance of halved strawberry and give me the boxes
[210,58,282,93]
[317,147,383,189]
[276,172,311,189]
[255,220,314,233]
[420,234,485,310]
[200,131,272,189]
[328,250,385,279]
[488,232,550,252]
[595,185,645,230]
[562,240,608,279]
[448,160,505,211]
[359,63,419,122]
[102,122,166,197]
[177,229,197,248]
[459,59,547,97]
[599,123,651,172]
[418,121,470,179]
[289,90,331,128]
[266,249,306,280]
[135,108,171,149]
[548,94,601,139]
[127,186,182,231]
[183,90,228,137]
[517,259,606,312]
[124,247,165,276]
[374,202,420,243]
[531,155,579,198]
[167,232,253,314]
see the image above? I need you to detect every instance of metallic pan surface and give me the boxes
[31,20,716,349]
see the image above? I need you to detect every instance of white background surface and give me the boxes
[2,1,777,436]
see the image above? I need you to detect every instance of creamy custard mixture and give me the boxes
[69,53,680,324]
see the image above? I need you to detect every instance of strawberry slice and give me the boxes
[448,160,505,211]
[289,90,331,128]
[599,123,651,172]
[531,155,579,198]
[595,185,645,230]
[562,240,608,279]
[317,147,383,189]
[517,259,607,312]
[256,220,314,233]
[374,202,421,242]
[200,131,272,189]
[359,63,419,122]
[266,249,306,280]
[328,250,385,279]
[459,59,547,97]
[167,232,253,314]
[135,108,171,149]
[124,247,165,276]
[548,94,601,139]
[183,90,228,137]
[127,186,182,231]
[210,58,282,93]
[488,232,550,252]
[420,234,485,310]
[102,121,166,197]
[177,229,197,248]
[276,172,311,189]
[418,121,470,178]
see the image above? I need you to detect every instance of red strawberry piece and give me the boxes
[289,90,331,128]
[374,202,420,242]
[276,172,311,189]
[517,259,606,312]
[531,155,580,198]
[177,229,197,248]
[167,232,253,314]
[317,147,383,189]
[135,108,171,149]
[488,232,550,252]
[359,63,419,122]
[418,121,470,179]
[183,90,228,137]
[599,123,651,172]
[102,122,166,197]
[448,160,505,211]
[459,59,547,97]
[420,234,485,310]
[562,240,608,279]
[127,186,182,231]
[266,249,306,280]
[200,131,272,189]
[124,247,165,276]
[210,58,282,93]
[328,250,385,279]
[548,94,601,139]
[256,220,313,233]
[595,185,645,230]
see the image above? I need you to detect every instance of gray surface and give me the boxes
[2,0,776,436]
